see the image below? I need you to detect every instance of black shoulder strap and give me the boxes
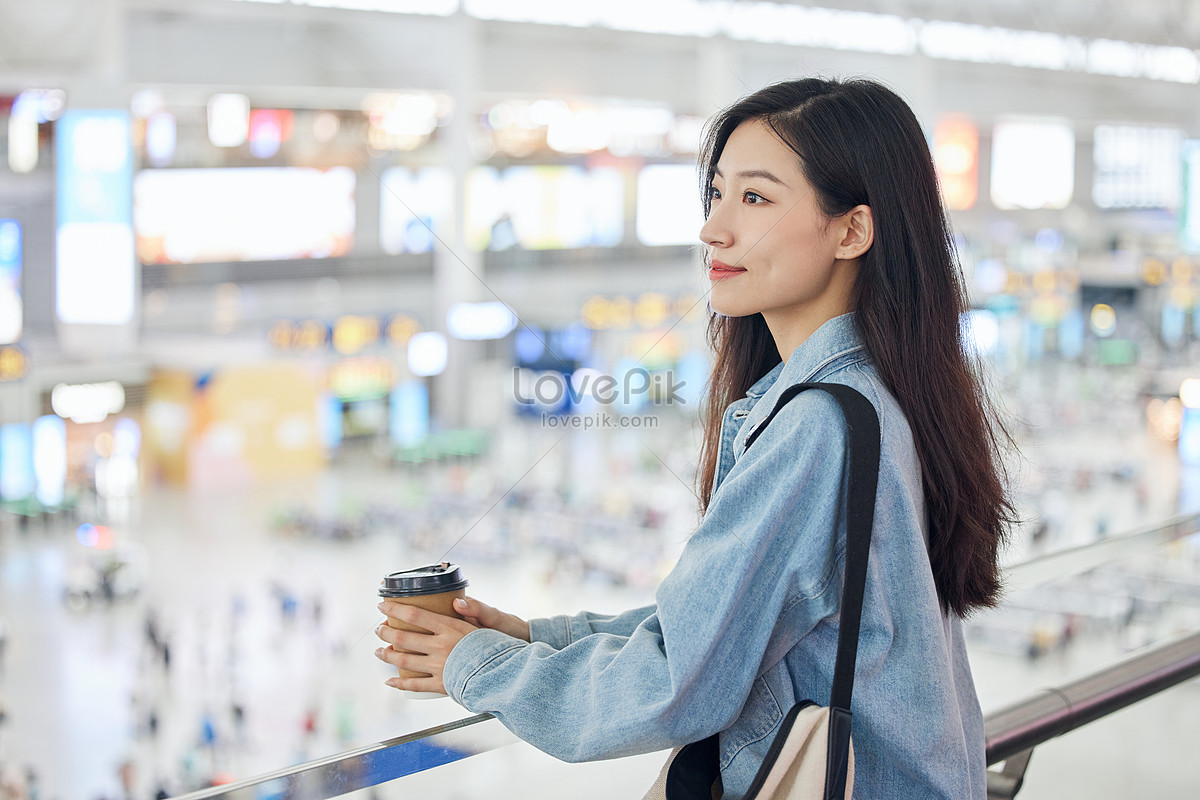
[745,382,880,800]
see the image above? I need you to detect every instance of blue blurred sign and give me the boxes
[390,380,429,447]
[0,422,35,501]
[55,109,135,325]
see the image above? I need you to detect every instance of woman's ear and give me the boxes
[836,205,873,260]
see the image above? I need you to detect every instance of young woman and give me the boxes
[375,77,1015,799]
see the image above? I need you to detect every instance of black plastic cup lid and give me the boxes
[379,562,469,598]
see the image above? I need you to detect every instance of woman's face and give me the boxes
[699,118,864,334]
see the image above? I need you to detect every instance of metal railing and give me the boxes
[171,513,1200,800]
[983,629,1200,799]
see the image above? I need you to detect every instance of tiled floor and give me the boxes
[1,420,1198,799]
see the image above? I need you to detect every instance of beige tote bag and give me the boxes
[641,703,854,800]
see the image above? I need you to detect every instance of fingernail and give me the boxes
[374,647,384,658]
[454,598,467,608]
[377,601,387,611]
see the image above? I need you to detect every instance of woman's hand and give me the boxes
[375,602,479,695]
[451,595,531,642]
[374,596,530,694]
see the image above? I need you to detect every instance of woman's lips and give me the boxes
[709,259,747,280]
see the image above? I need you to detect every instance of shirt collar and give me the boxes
[744,312,864,400]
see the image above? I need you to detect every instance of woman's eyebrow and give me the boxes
[713,166,790,188]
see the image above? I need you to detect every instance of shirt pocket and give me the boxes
[719,672,783,769]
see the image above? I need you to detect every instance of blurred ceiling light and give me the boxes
[1141,258,1168,286]
[207,93,250,147]
[249,109,291,158]
[1088,39,1139,77]
[466,0,592,26]
[726,3,914,55]
[920,22,1071,69]
[599,0,722,37]
[51,381,126,424]
[1141,45,1200,83]
[363,92,447,151]
[226,0,1200,83]
[386,315,420,347]
[7,96,39,173]
[130,89,164,119]
[605,106,675,157]
[333,315,381,355]
[312,111,340,143]
[408,331,448,376]
[277,0,456,14]
[446,302,517,340]
[1089,303,1117,337]
[546,106,609,154]
[145,111,176,167]
[1181,379,1200,410]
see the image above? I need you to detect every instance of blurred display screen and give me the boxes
[380,166,453,254]
[318,394,344,451]
[1182,141,1200,252]
[1080,283,1138,308]
[1092,125,1183,209]
[636,164,703,246]
[0,422,34,501]
[32,415,66,508]
[465,166,623,250]
[390,380,429,447]
[0,219,21,344]
[990,120,1075,210]
[933,117,978,211]
[513,325,590,372]
[328,356,395,402]
[56,109,136,325]
[134,167,355,264]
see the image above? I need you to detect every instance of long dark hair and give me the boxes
[695,77,1016,618]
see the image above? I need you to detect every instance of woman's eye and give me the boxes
[708,186,722,200]
[744,191,765,204]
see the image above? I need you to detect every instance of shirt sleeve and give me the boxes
[441,392,849,763]
[527,605,658,650]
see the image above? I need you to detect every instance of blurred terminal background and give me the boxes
[1,1,1200,798]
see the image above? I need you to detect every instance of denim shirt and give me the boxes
[442,312,987,799]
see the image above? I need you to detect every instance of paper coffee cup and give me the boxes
[378,562,469,699]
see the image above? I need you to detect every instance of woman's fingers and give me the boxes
[375,624,425,651]
[385,675,446,694]
[379,601,475,637]
[453,596,531,642]
[454,596,493,624]
[375,644,430,672]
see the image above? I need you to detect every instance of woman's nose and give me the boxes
[699,209,730,249]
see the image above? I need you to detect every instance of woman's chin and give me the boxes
[707,295,758,318]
